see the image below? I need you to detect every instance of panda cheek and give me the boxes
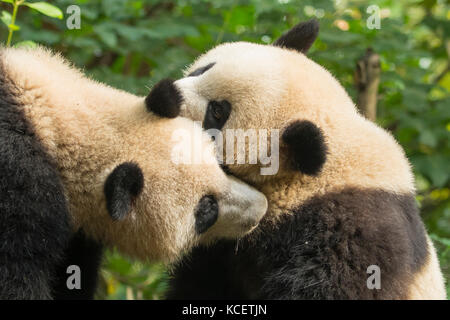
[194,195,219,234]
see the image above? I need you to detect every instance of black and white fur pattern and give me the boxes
[165,20,446,299]
[0,47,267,299]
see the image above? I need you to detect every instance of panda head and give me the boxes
[0,46,267,265]
[100,115,267,262]
[70,81,268,264]
[170,19,335,183]
[169,19,413,201]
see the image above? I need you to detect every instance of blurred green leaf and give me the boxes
[8,23,19,31]
[419,130,437,148]
[1,10,11,26]
[24,2,63,19]
[14,40,37,48]
[93,24,117,47]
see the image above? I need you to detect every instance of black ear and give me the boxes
[145,78,182,118]
[104,162,144,221]
[273,19,319,54]
[282,120,327,176]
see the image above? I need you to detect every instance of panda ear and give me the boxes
[104,162,144,221]
[282,120,328,176]
[145,78,183,118]
[273,19,319,54]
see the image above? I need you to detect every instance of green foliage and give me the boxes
[1,0,62,46]
[24,2,63,19]
[96,250,168,300]
[1,0,448,299]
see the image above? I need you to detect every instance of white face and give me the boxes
[173,41,353,182]
[154,118,269,243]
[175,42,288,132]
[101,117,268,263]
[174,42,295,180]
[2,45,269,265]
[171,27,416,215]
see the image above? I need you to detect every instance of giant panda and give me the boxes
[0,46,268,300]
[165,19,446,299]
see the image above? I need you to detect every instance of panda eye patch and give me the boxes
[187,62,216,77]
[194,195,219,234]
[212,102,223,119]
[203,100,231,130]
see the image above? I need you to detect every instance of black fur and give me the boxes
[273,19,319,53]
[219,164,233,176]
[104,162,144,221]
[194,195,219,234]
[167,188,428,299]
[282,120,328,175]
[203,100,232,131]
[0,58,72,299]
[145,78,182,118]
[52,230,103,300]
[188,62,216,77]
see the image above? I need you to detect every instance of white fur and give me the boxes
[1,46,268,264]
[174,41,446,299]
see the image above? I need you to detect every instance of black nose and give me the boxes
[145,78,183,118]
[194,195,219,234]
[219,164,233,176]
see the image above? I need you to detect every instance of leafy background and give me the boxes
[1,0,448,299]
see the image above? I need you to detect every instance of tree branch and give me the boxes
[354,48,381,121]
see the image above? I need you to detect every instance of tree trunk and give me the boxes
[354,48,381,121]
